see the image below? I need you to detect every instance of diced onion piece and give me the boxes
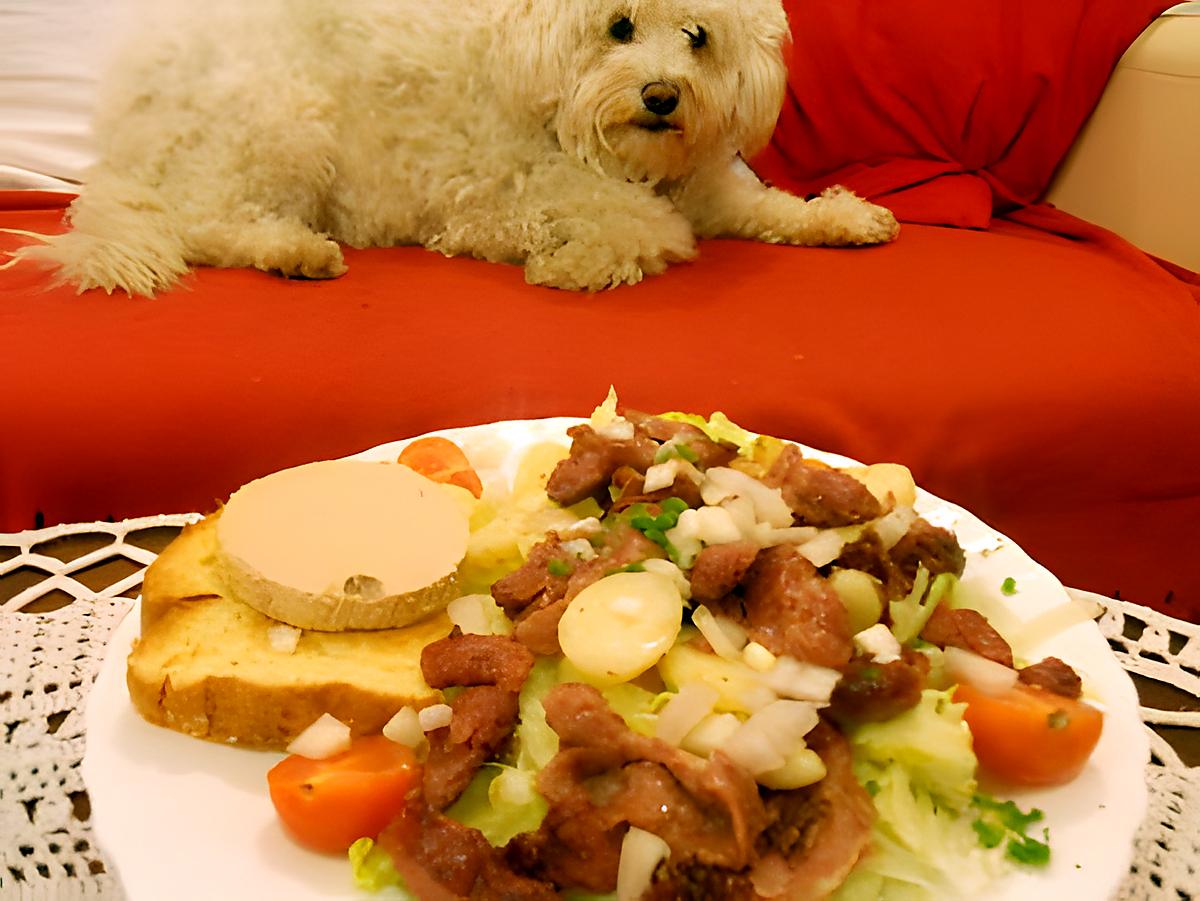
[680,712,742,757]
[559,572,683,684]
[843,463,918,510]
[491,768,538,806]
[447,594,493,635]
[640,558,691,600]
[286,712,351,759]
[756,746,827,790]
[691,506,743,546]
[560,538,597,561]
[562,516,603,539]
[943,646,1019,696]
[720,496,759,537]
[796,528,852,567]
[692,605,746,660]
[655,683,720,746]
[643,461,679,494]
[701,468,793,528]
[756,525,819,548]
[382,706,424,747]
[873,506,918,551]
[597,419,635,441]
[854,623,902,664]
[719,720,786,775]
[267,623,301,654]
[659,644,777,714]
[759,655,841,704]
[827,568,884,635]
[720,700,819,776]
[742,641,777,672]
[418,703,453,732]
[617,827,671,901]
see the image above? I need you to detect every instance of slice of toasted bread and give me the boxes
[127,515,452,750]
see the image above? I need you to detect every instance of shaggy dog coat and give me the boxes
[8,0,898,294]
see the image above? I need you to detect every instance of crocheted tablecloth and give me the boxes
[2,515,1198,900]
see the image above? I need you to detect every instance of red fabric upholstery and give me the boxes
[752,0,1177,226]
[2,194,1198,618]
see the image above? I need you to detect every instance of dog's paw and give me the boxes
[272,239,348,280]
[524,220,697,292]
[813,187,900,246]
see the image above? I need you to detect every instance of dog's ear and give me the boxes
[730,4,790,159]
[491,0,586,124]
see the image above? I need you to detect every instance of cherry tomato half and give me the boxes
[955,683,1103,787]
[397,437,484,499]
[266,735,420,854]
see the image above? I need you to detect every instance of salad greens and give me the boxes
[348,838,412,897]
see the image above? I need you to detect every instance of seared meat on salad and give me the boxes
[765,444,884,528]
[544,423,658,506]
[829,649,931,723]
[421,633,535,692]
[921,605,1015,668]
[424,686,521,810]
[1019,656,1084,699]
[689,540,760,603]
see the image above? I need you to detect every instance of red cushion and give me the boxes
[2,195,1199,619]
[752,0,1176,226]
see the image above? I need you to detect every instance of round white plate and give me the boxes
[83,417,1147,901]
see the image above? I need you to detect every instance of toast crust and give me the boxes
[128,516,452,750]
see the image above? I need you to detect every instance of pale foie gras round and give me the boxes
[214,459,469,631]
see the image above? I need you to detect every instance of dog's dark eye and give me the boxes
[684,26,707,49]
[609,17,634,42]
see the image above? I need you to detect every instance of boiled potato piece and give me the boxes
[828,568,885,634]
[842,463,917,510]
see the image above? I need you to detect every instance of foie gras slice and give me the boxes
[214,459,469,631]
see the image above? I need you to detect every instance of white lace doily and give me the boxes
[2,516,1197,900]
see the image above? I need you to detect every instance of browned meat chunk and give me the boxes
[510,523,663,656]
[890,517,966,582]
[379,802,557,901]
[739,545,854,669]
[1019,656,1083,699]
[689,540,760,603]
[921,605,1014,668]
[624,410,740,469]
[423,685,520,810]
[490,536,572,614]
[521,683,768,890]
[545,424,658,506]
[829,649,930,723]
[647,723,874,901]
[420,633,535,693]
[764,445,883,528]
[610,464,703,514]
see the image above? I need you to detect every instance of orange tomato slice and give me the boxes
[397,436,483,499]
[266,735,420,854]
[955,683,1103,787]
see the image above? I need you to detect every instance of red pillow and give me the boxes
[752,0,1176,227]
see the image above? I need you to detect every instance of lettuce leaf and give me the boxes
[889,570,957,645]
[348,838,415,897]
[444,764,549,847]
[658,410,753,450]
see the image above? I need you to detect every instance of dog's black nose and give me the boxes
[641,82,679,116]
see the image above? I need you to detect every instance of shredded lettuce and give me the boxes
[348,838,414,897]
[444,765,549,847]
[658,410,753,450]
[839,690,1004,900]
[889,570,957,645]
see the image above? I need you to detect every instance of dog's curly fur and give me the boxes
[10,0,898,295]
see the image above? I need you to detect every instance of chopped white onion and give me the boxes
[680,712,742,757]
[447,594,493,635]
[418,703,454,732]
[854,623,902,664]
[796,529,851,567]
[597,418,635,441]
[874,506,918,551]
[561,516,603,539]
[720,700,819,775]
[267,623,301,654]
[655,684,720,746]
[756,746,827,791]
[640,558,691,600]
[720,495,759,536]
[943,646,1019,696]
[756,525,820,548]
[286,712,351,759]
[382,706,424,747]
[692,605,746,660]
[643,458,703,493]
[718,719,786,775]
[560,538,597,560]
[617,827,671,901]
[701,468,793,528]
[759,655,841,704]
[742,641,777,672]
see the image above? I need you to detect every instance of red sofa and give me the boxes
[2,1,1198,618]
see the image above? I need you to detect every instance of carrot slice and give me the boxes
[397,437,483,498]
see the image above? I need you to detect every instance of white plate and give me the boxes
[83,418,1148,901]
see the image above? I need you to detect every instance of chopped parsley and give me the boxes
[654,442,699,464]
[1001,577,1018,596]
[547,559,573,577]
[627,498,688,562]
[971,794,1051,866]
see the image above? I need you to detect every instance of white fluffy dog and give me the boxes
[10,0,898,294]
